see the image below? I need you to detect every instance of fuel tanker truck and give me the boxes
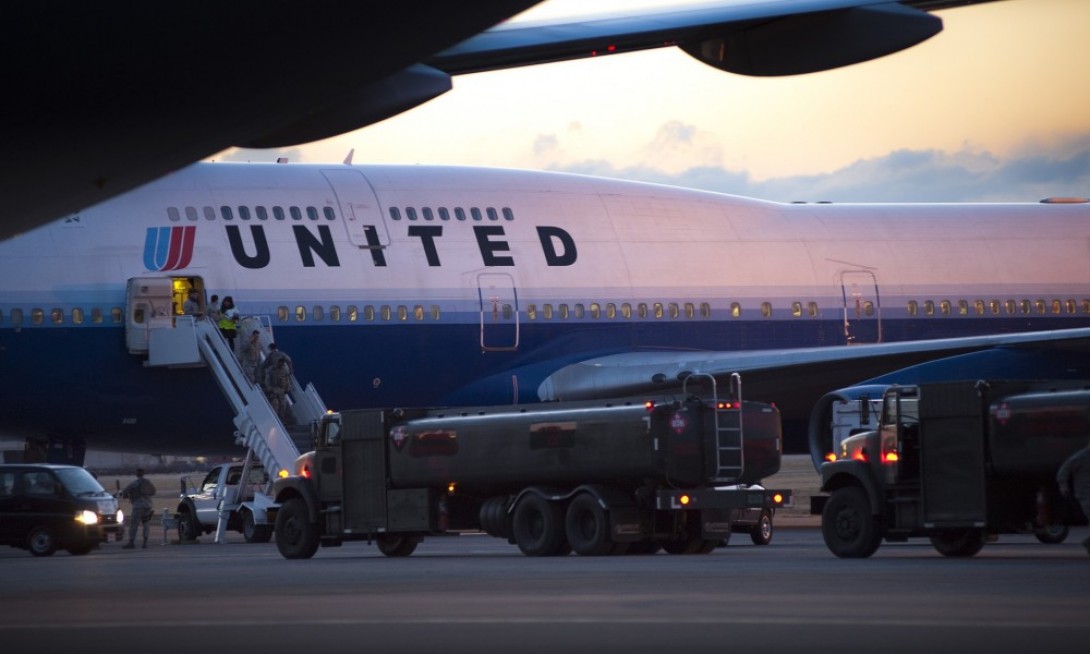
[269,375,791,559]
[812,379,1090,558]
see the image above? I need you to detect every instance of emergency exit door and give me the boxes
[840,270,882,344]
[322,169,390,249]
[478,273,519,352]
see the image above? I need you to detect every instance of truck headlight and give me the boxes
[76,510,99,525]
[116,509,125,525]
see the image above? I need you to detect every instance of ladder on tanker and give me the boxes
[683,372,745,483]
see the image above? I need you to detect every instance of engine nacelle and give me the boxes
[807,384,891,471]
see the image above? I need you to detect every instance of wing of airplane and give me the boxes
[2,0,998,242]
[536,326,1090,454]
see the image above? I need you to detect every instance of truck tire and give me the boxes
[512,494,568,556]
[242,509,273,544]
[376,534,418,557]
[930,530,985,557]
[1035,524,1069,544]
[565,494,613,556]
[177,506,201,542]
[821,486,883,558]
[750,510,774,546]
[275,498,320,559]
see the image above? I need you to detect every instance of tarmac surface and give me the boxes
[1,522,1087,654]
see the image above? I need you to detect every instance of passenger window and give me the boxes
[730,302,741,318]
[1066,299,1076,314]
[397,306,408,321]
[167,207,181,222]
[862,301,875,317]
[792,302,803,318]
[502,304,513,320]
[204,206,216,221]
[701,303,712,318]
[11,308,23,326]
[607,303,617,319]
[323,207,336,221]
[684,303,694,319]
[471,208,483,221]
[51,308,64,324]
[185,206,198,221]
[542,304,553,320]
[112,308,124,323]
[807,302,818,317]
[924,300,934,316]
[761,302,772,318]
[590,303,601,319]
[423,208,434,221]
[668,303,679,319]
[958,300,969,316]
[638,303,648,319]
[330,306,341,321]
[381,306,392,321]
[256,206,269,221]
[313,305,324,321]
[306,207,319,221]
[413,305,424,321]
[621,303,633,319]
[24,472,57,496]
[273,206,286,221]
[431,305,441,320]
[31,308,44,325]
[239,206,251,221]
[347,305,358,322]
[277,306,288,322]
[406,207,418,221]
[72,308,84,324]
[1051,299,1062,314]
[91,308,103,324]
[295,306,306,322]
[1004,300,1016,315]
[974,300,985,316]
[220,206,233,221]
[1020,300,1031,315]
[1083,300,1090,314]
[653,303,664,319]
[527,304,537,320]
[558,304,569,319]
[290,206,302,221]
[940,300,951,316]
[573,304,585,319]
[363,306,374,321]
[907,301,918,316]
[989,300,1000,315]
[1035,299,1046,314]
[0,472,14,497]
[438,207,450,221]
[455,208,467,221]
[502,208,514,221]
[389,207,402,221]
[487,207,499,221]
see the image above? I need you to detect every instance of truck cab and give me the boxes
[816,380,1089,559]
[176,462,271,543]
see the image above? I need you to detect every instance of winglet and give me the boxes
[343,148,355,165]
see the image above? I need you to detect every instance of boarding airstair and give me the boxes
[140,314,327,541]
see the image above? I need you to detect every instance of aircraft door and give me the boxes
[321,169,390,249]
[477,273,519,352]
[125,276,203,354]
[840,270,881,344]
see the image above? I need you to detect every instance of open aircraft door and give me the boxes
[322,169,390,250]
[125,276,202,354]
[477,272,519,352]
[840,270,881,344]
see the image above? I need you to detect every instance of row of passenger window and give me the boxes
[388,206,515,222]
[167,205,337,222]
[0,307,124,326]
[907,298,1090,317]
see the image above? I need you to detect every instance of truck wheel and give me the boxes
[376,534,418,557]
[822,486,882,558]
[930,530,985,557]
[26,526,57,557]
[1035,524,1069,544]
[512,495,568,556]
[275,498,320,559]
[750,510,774,546]
[177,506,201,542]
[565,494,613,556]
[242,510,273,544]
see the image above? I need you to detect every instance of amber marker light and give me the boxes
[679,494,691,506]
[644,400,656,411]
[447,482,456,494]
[278,469,289,478]
[825,453,837,463]
[773,493,784,505]
[883,451,900,463]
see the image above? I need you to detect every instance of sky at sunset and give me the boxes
[216,0,1090,202]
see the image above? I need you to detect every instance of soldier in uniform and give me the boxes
[265,357,294,425]
[120,468,156,549]
[240,329,262,384]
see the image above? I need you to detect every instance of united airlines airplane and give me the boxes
[2,161,1089,461]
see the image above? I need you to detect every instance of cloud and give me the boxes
[549,133,1090,202]
[533,133,560,156]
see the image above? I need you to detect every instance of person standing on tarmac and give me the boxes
[1057,437,1090,555]
[120,469,156,549]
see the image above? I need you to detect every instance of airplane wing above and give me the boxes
[537,326,1090,451]
[2,0,998,242]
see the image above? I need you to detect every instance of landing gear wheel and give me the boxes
[1035,524,1069,544]
[275,497,319,559]
[512,494,568,556]
[565,494,613,556]
[376,534,419,557]
[177,507,201,542]
[27,526,57,557]
[930,530,985,557]
[242,510,272,543]
[822,486,883,558]
[751,510,774,546]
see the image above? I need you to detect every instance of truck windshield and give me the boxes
[883,396,919,427]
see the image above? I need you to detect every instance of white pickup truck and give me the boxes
[176,463,272,543]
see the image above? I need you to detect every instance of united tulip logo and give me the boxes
[143,226,195,271]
